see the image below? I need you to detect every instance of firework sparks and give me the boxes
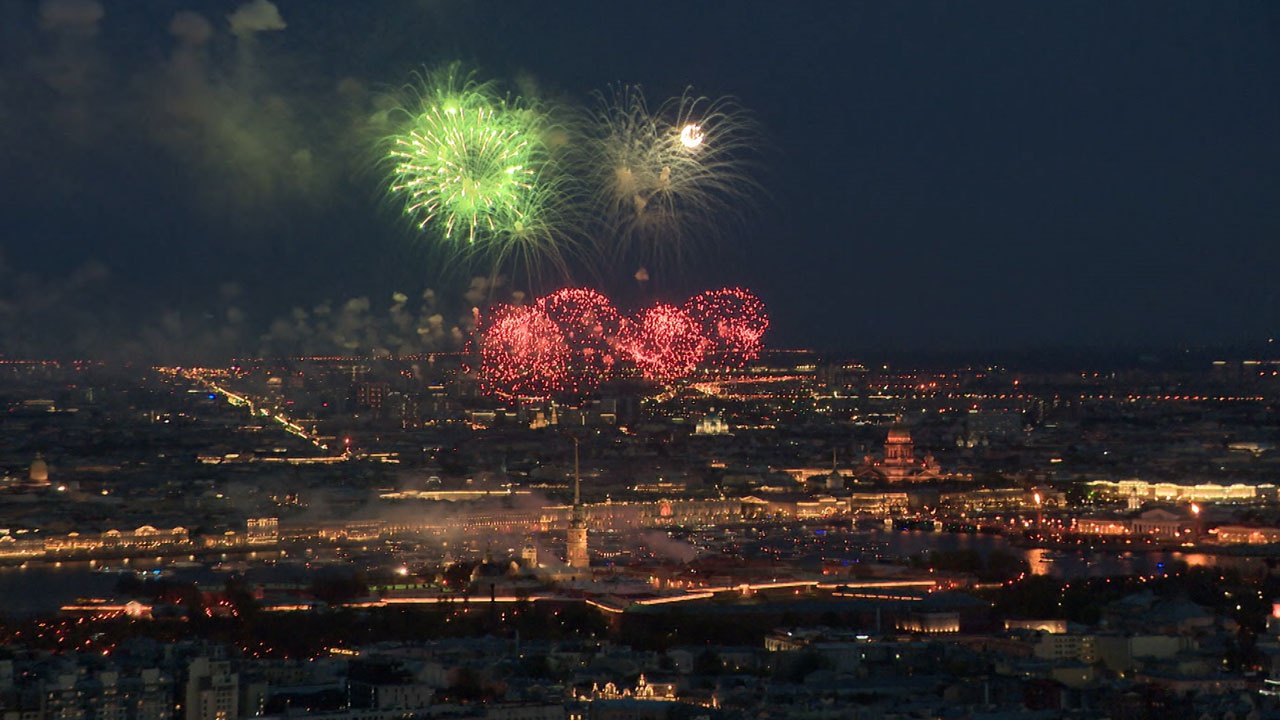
[476,304,571,400]
[684,287,768,368]
[617,303,708,381]
[538,287,623,394]
[580,85,760,273]
[679,123,704,149]
[383,64,582,287]
[472,288,766,396]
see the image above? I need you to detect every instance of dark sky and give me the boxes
[2,0,1279,361]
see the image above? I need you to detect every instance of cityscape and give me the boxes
[0,354,1279,719]
[4,1,1280,720]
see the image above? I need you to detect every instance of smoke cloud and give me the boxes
[169,11,212,46]
[257,289,474,359]
[227,0,286,37]
[38,0,102,33]
[0,243,495,363]
[141,4,360,221]
[0,3,508,363]
[639,530,700,563]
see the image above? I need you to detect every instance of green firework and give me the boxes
[390,103,534,241]
[384,64,582,285]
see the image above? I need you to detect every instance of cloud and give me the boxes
[137,6,371,223]
[639,530,699,563]
[252,285,492,360]
[0,251,257,363]
[0,255,123,360]
[464,277,498,308]
[38,0,103,34]
[169,11,213,46]
[0,2,478,363]
[2,0,408,252]
[31,0,110,144]
[2,2,364,225]
[227,0,286,37]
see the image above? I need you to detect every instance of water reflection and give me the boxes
[865,529,1263,580]
[0,530,1265,617]
[0,551,289,618]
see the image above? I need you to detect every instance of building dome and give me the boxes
[887,426,912,443]
[28,455,49,484]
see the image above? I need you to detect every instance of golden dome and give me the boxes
[29,456,49,484]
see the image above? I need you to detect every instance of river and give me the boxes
[0,529,1267,618]
[864,528,1268,579]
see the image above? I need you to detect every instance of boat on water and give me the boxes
[1037,551,1076,562]
[893,518,938,532]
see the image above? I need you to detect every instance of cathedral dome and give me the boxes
[887,426,912,443]
[28,455,49,484]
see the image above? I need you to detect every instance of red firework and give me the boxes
[617,303,708,380]
[537,288,624,386]
[477,304,570,399]
[683,287,769,367]
[476,286,769,395]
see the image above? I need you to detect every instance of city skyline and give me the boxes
[3,1,1280,361]
[0,311,1279,713]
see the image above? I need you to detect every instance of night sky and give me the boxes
[2,0,1279,362]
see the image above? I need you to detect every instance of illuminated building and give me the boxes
[529,403,559,429]
[1087,479,1277,505]
[693,410,730,436]
[1127,508,1194,539]
[1073,516,1130,536]
[522,536,539,568]
[32,668,173,720]
[897,611,960,634]
[245,517,279,545]
[1006,619,1068,634]
[1032,633,1098,663]
[566,439,589,570]
[856,426,943,483]
[28,454,50,486]
[1212,525,1280,544]
[1074,508,1197,539]
[740,492,908,519]
[586,675,676,701]
[350,380,388,413]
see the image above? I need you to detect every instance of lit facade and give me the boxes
[1088,479,1277,504]
[856,426,944,483]
[1213,525,1280,545]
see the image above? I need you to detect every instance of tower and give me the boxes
[28,454,49,486]
[825,449,843,490]
[566,437,589,570]
[521,536,539,569]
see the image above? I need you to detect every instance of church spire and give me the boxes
[567,435,589,570]
[573,436,581,507]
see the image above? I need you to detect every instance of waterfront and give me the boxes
[868,529,1267,578]
[0,526,1269,618]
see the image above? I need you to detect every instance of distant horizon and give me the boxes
[5,338,1280,373]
